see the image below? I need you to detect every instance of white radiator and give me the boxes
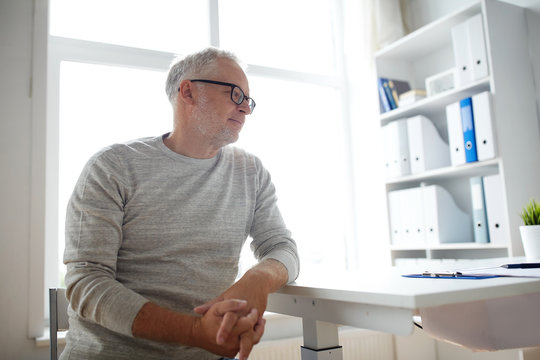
[249,328,395,360]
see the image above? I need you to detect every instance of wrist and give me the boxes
[242,259,288,294]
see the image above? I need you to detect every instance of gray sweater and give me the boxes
[61,135,299,359]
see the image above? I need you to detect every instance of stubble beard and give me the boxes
[194,92,239,148]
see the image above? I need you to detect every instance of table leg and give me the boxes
[300,318,343,360]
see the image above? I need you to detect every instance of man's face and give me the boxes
[191,59,252,148]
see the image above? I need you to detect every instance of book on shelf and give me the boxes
[377,77,411,113]
[399,89,426,107]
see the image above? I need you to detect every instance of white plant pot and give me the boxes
[520,225,540,260]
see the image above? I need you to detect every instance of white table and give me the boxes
[267,263,540,360]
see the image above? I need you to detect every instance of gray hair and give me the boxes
[165,47,240,105]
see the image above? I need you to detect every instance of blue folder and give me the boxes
[460,97,478,162]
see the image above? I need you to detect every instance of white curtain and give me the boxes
[341,0,406,269]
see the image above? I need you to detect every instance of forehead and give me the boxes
[212,58,250,93]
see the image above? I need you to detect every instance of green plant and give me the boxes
[520,198,540,226]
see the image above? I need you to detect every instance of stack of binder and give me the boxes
[452,13,489,87]
[469,174,507,245]
[383,116,450,179]
[446,91,496,166]
[388,184,473,246]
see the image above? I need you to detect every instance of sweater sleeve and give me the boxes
[249,157,300,283]
[63,149,148,337]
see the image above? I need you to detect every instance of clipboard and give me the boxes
[403,271,498,279]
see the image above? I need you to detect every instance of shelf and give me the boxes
[391,242,508,251]
[385,158,499,186]
[379,77,490,123]
[378,0,540,265]
[375,2,481,61]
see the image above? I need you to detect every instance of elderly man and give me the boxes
[62,47,299,360]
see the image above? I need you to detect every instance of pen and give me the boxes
[501,263,540,269]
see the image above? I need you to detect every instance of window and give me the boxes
[43,0,388,324]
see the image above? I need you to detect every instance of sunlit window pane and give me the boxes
[50,0,210,53]
[237,76,348,273]
[57,61,172,278]
[219,0,336,75]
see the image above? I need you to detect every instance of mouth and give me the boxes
[229,118,244,127]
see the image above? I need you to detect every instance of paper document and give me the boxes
[457,267,540,278]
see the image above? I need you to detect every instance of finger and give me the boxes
[216,311,238,345]
[193,298,220,315]
[253,317,266,343]
[238,331,254,360]
[212,299,248,317]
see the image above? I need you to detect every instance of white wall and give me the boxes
[0,0,48,359]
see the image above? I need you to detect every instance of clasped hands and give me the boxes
[193,282,269,360]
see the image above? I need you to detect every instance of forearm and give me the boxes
[240,259,289,295]
[131,302,194,344]
[132,299,259,359]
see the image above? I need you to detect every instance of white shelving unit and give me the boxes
[375,0,540,264]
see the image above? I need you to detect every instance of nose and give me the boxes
[238,98,252,115]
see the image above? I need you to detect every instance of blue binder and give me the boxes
[460,97,478,162]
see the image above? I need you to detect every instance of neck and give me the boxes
[163,131,221,159]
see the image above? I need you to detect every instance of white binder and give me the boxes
[389,185,473,246]
[423,185,473,245]
[467,14,489,81]
[470,176,489,243]
[382,124,393,179]
[446,101,466,166]
[388,190,403,245]
[452,21,473,87]
[402,187,425,245]
[407,115,450,174]
[383,120,411,178]
[483,174,507,245]
[472,91,496,161]
[389,187,425,246]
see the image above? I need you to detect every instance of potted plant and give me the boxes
[519,198,540,259]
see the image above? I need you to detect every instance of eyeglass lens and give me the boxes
[232,86,255,112]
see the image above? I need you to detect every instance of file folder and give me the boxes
[423,185,473,245]
[472,91,496,161]
[382,120,411,178]
[483,174,508,245]
[467,14,489,81]
[470,176,489,243]
[389,185,473,246]
[446,101,466,166]
[452,20,473,87]
[451,14,489,87]
[403,273,497,279]
[460,97,478,162]
[388,190,403,245]
[403,187,424,245]
[407,115,450,174]
[388,187,424,246]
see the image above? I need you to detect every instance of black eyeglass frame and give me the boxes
[187,79,256,113]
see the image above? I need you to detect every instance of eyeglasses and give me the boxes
[189,79,256,113]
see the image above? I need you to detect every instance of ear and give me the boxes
[177,80,195,105]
